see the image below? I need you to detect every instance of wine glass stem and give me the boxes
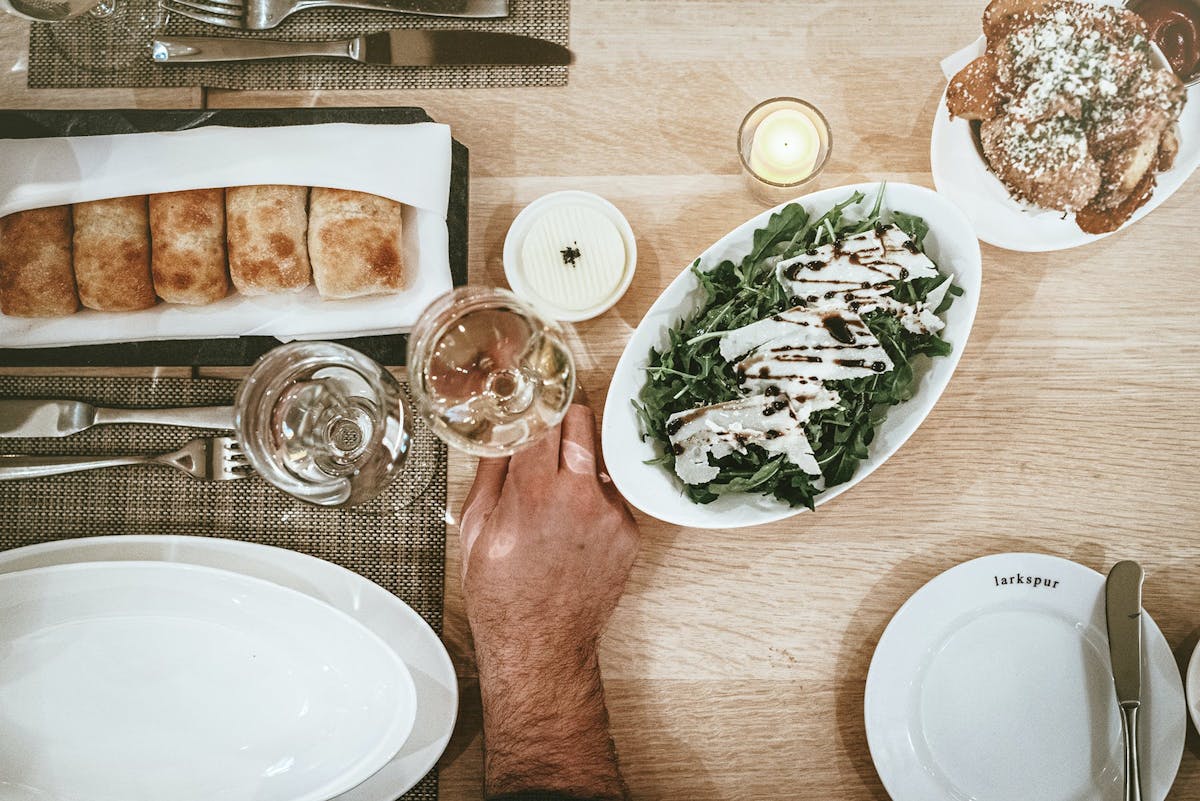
[88,0,115,18]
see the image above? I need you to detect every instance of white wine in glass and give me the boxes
[407,287,575,457]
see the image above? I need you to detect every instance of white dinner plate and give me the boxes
[0,560,416,801]
[932,37,1200,252]
[0,535,458,801]
[601,182,981,528]
[865,553,1186,801]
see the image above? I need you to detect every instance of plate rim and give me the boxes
[0,534,458,801]
[863,552,1186,801]
[1187,639,1200,735]
[600,181,981,528]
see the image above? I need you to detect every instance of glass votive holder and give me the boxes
[738,97,832,204]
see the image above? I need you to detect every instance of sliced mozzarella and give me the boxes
[776,224,938,306]
[718,306,894,396]
[855,277,954,336]
[666,394,822,485]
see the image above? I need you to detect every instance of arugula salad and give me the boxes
[633,187,963,509]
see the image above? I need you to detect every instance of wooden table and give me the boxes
[3,1,1200,798]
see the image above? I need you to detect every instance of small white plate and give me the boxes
[865,553,1186,801]
[600,182,981,529]
[0,535,457,801]
[1187,639,1200,735]
[503,190,637,322]
[931,38,1200,252]
[0,560,416,801]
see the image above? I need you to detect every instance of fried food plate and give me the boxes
[932,36,1200,252]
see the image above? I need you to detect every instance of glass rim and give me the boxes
[405,285,578,458]
[737,96,834,189]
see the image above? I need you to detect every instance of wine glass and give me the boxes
[2,0,168,73]
[2,0,110,21]
[407,287,576,457]
[236,341,414,507]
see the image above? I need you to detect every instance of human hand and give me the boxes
[459,402,639,800]
[459,402,640,661]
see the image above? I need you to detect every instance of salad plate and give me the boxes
[865,553,1186,801]
[601,182,980,529]
[0,535,457,801]
[0,560,417,801]
[932,37,1200,252]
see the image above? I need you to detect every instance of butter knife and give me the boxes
[151,29,573,65]
[0,399,235,438]
[1106,560,1145,801]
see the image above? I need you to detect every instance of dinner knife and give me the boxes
[1105,560,1145,801]
[150,29,573,65]
[0,399,235,438]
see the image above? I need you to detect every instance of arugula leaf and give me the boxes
[635,187,960,508]
[892,211,930,247]
[748,203,809,264]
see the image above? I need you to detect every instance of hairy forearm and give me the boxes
[476,637,628,801]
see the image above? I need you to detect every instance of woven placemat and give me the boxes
[0,373,446,801]
[28,0,568,89]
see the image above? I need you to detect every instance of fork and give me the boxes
[159,0,506,31]
[0,436,251,482]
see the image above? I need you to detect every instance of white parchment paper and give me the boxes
[0,123,454,348]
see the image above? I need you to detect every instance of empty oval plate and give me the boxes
[601,182,981,529]
[0,561,417,801]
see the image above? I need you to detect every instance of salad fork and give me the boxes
[158,0,506,30]
[0,436,251,482]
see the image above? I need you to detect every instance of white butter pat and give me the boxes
[519,203,627,312]
[666,394,824,485]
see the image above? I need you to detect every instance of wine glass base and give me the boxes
[46,0,165,72]
[370,397,443,515]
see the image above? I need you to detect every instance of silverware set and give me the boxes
[160,0,505,30]
[1106,560,1146,801]
[149,0,575,67]
[0,436,249,481]
[152,28,572,65]
[0,398,249,482]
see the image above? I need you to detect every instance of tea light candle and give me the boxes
[739,97,832,195]
[748,109,821,183]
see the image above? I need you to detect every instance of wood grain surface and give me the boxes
[2,1,1199,799]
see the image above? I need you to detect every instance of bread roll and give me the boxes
[73,196,155,312]
[226,185,311,295]
[149,189,229,305]
[308,189,406,300]
[0,206,78,318]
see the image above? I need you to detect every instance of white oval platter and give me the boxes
[0,535,457,801]
[600,182,981,529]
[0,559,417,801]
[865,553,1186,801]
[931,37,1200,252]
